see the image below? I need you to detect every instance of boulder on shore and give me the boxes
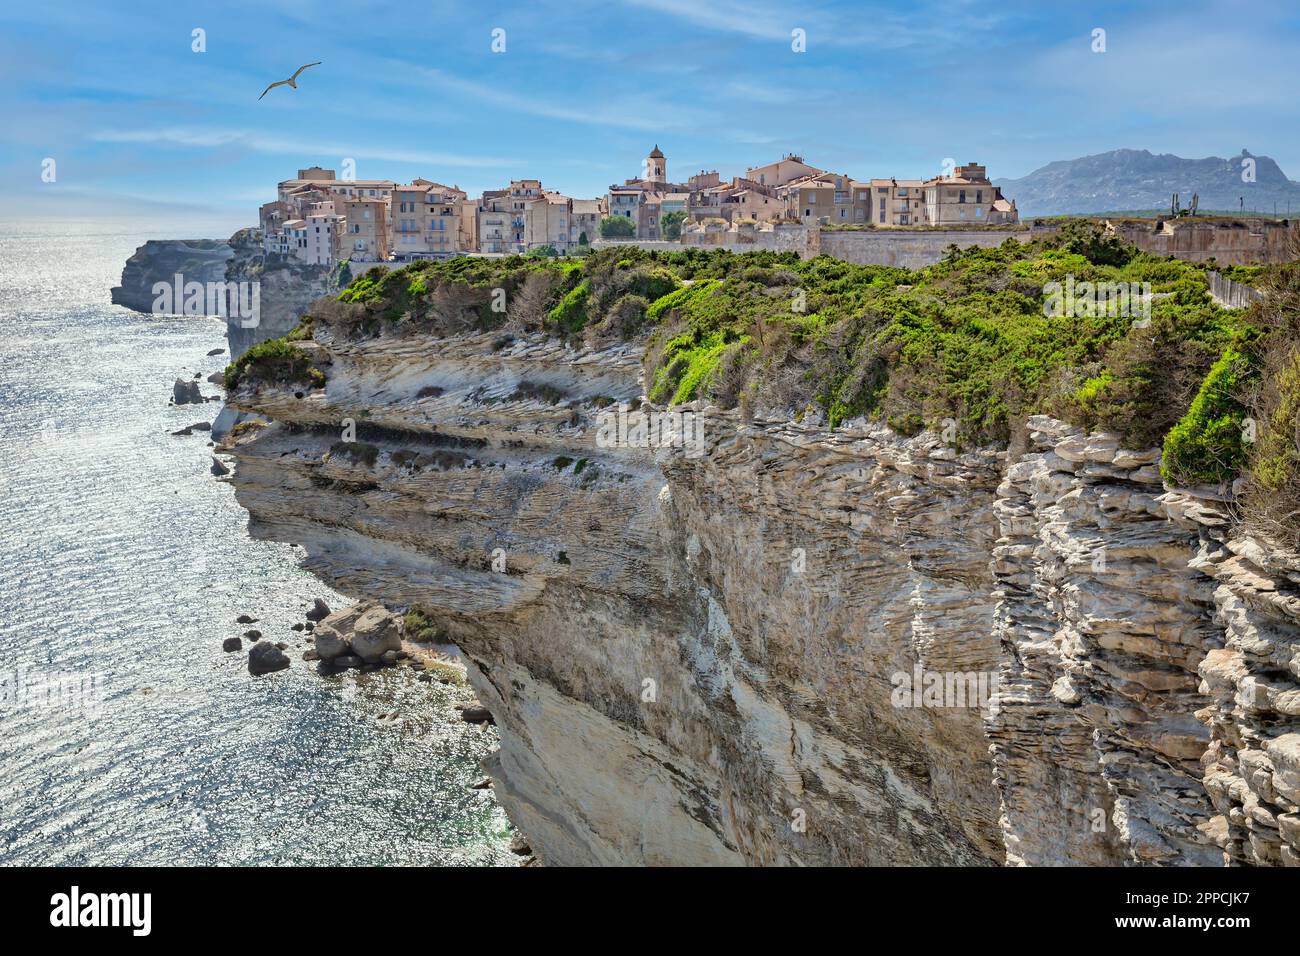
[312,602,402,663]
[222,637,242,653]
[210,457,230,477]
[350,606,403,663]
[248,642,290,676]
[305,598,331,622]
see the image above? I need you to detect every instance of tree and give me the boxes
[600,216,636,238]
[335,260,353,288]
[661,211,687,240]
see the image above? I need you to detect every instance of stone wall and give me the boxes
[1107,218,1297,266]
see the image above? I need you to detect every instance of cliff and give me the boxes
[221,323,1300,865]
[112,230,336,360]
[111,239,234,312]
[222,230,337,358]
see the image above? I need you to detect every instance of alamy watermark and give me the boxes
[891,665,999,710]
[1,665,105,713]
[595,403,706,458]
[152,273,260,328]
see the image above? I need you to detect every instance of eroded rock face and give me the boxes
[111,239,234,313]
[222,324,1300,866]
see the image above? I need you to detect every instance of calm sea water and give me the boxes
[0,220,513,866]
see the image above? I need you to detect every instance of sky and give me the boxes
[2,0,1298,229]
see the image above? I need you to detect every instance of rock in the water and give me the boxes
[222,637,242,653]
[305,598,331,622]
[207,347,225,356]
[173,378,203,405]
[207,372,225,385]
[191,421,212,432]
[210,457,230,477]
[236,614,258,625]
[172,426,194,436]
[244,629,262,639]
[248,642,290,676]
[470,777,494,790]
[304,622,315,632]
[457,702,494,725]
[291,622,304,631]
[302,649,320,662]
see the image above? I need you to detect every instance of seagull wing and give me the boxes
[258,78,291,100]
[290,61,321,81]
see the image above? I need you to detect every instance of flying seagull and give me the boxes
[258,62,321,100]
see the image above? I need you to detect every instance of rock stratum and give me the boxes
[221,320,1300,866]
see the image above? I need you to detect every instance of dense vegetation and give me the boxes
[231,222,1298,542]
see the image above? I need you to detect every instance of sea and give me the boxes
[0,219,514,865]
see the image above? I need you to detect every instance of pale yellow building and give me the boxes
[342,199,389,261]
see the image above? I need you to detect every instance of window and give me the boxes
[959,190,966,204]
[976,207,984,218]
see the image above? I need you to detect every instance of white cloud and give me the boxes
[410,67,714,132]
[89,127,519,168]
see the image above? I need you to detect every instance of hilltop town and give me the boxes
[259,147,1019,265]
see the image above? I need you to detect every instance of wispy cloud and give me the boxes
[89,127,519,168]
[409,66,714,132]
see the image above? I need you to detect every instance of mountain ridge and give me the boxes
[994,148,1300,217]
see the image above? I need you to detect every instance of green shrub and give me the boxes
[225,337,323,390]
[1161,348,1257,485]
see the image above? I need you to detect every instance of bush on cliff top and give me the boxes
[224,336,324,390]
[321,229,1286,506]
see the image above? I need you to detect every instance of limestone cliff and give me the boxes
[221,230,336,358]
[111,239,234,313]
[113,231,335,359]
[221,320,1300,866]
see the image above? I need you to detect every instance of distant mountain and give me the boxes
[993,148,1300,217]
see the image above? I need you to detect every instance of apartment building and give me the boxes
[342,198,389,261]
[305,202,344,266]
[745,154,825,189]
[571,198,602,246]
[869,179,928,226]
[921,162,1018,225]
[390,181,469,258]
[780,175,836,223]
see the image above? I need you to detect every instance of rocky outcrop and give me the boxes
[111,239,234,313]
[221,321,1300,866]
[987,418,1223,865]
[1161,493,1300,866]
[222,230,335,359]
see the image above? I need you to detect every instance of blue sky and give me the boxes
[3,0,1298,228]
